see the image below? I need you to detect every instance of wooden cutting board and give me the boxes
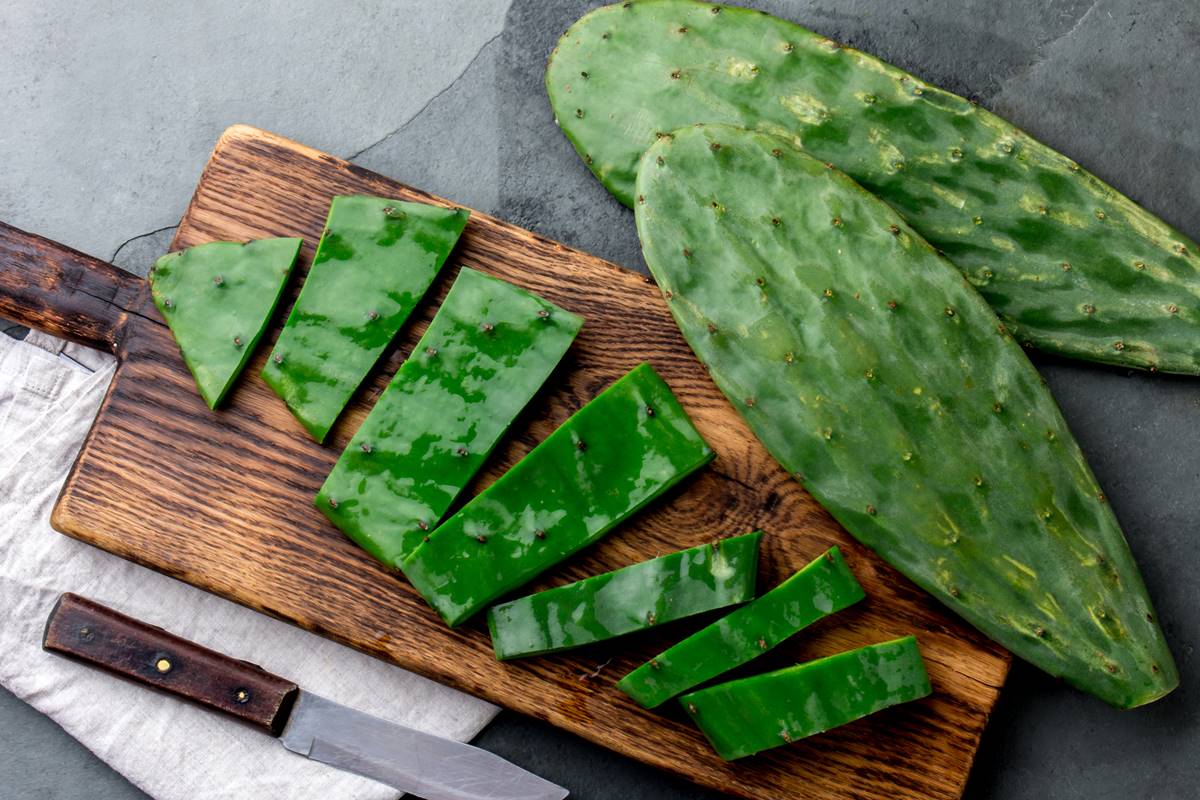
[0,125,1009,800]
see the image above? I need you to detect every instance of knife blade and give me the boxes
[42,592,567,800]
[280,691,564,800]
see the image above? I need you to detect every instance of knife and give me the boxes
[42,593,568,800]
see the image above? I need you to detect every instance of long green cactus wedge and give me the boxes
[150,238,301,409]
[401,363,714,627]
[681,636,931,760]
[618,546,864,708]
[635,124,1177,708]
[262,196,469,442]
[316,268,583,566]
[488,531,760,660]
[547,0,1200,374]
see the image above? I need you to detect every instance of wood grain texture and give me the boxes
[0,221,150,355]
[43,593,299,736]
[42,125,1009,799]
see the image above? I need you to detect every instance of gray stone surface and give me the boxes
[1,0,1198,798]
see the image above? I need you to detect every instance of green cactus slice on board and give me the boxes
[400,362,714,627]
[487,531,760,660]
[150,237,302,409]
[634,123,1177,708]
[680,635,931,760]
[547,0,1200,374]
[262,195,469,442]
[315,267,583,566]
[618,546,864,708]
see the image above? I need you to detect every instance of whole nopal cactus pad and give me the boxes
[634,123,1177,708]
[548,0,1200,374]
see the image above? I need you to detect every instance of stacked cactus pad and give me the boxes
[633,123,1176,708]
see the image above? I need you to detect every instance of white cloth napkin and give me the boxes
[0,329,498,800]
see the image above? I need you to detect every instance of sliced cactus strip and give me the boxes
[488,531,760,660]
[618,546,863,708]
[315,267,583,566]
[635,124,1177,708]
[150,238,301,409]
[262,195,469,442]
[547,0,1200,374]
[681,635,931,760]
[400,362,714,627]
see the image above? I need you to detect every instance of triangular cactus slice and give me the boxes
[635,123,1177,708]
[263,195,469,443]
[150,237,302,409]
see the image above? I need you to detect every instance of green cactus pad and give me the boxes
[150,238,301,409]
[315,267,583,566]
[400,362,714,627]
[635,123,1177,708]
[487,531,760,660]
[547,0,1200,374]
[618,546,864,708]
[262,196,469,442]
[680,636,931,760]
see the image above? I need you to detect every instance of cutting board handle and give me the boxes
[0,221,151,357]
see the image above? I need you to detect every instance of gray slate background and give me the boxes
[1,0,1197,797]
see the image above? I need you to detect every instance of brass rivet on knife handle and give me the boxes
[42,593,299,737]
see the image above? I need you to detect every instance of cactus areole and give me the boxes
[150,238,302,409]
[400,363,714,627]
[619,546,864,708]
[262,195,469,442]
[488,531,761,660]
[316,267,583,565]
[635,124,1177,708]
[680,636,931,760]
[547,0,1200,374]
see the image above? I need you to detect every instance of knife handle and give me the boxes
[42,593,299,737]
